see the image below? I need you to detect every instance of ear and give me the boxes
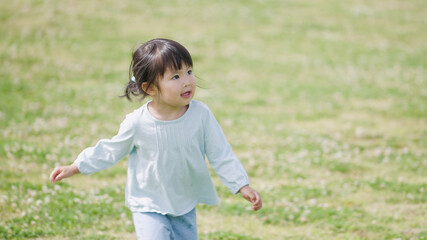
[142,82,157,96]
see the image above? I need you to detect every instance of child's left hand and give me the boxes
[239,185,262,211]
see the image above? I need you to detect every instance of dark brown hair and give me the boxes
[122,38,193,101]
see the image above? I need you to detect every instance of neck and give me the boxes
[147,101,189,121]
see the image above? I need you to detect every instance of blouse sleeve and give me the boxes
[204,109,250,194]
[74,115,135,175]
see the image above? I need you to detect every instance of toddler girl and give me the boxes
[50,38,262,239]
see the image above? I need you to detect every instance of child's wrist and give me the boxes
[239,184,250,193]
[70,163,80,174]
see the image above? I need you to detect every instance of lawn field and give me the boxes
[1,0,426,239]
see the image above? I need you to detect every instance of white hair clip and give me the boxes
[131,76,136,83]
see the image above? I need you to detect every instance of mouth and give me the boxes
[181,91,192,98]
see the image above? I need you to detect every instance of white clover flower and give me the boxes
[355,127,364,138]
[299,216,307,222]
[308,199,317,206]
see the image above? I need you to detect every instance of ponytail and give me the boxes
[122,79,140,101]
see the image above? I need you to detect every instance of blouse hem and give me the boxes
[127,199,217,217]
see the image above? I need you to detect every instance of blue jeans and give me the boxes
[132,208,198,240]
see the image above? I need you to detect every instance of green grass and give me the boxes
[1,0,426,239]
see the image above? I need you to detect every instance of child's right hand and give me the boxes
[49,164,80,183]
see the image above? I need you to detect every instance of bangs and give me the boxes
[150,40,193,79]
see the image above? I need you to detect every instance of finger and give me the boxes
[50,168,61,183]
[252,192,262,211]
[249,191,259,203]
[250,192,257,203]
[245,193,255,204]
[54,171,66,183]
[253,201,262,211]
[248,192,258,209]
[253,199,262,211]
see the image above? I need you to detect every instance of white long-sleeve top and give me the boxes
[74,100,250,216]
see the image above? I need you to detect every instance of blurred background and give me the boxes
[1,0,426,239]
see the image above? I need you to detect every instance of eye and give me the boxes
[187,70,192,75]
[171,75,179,80]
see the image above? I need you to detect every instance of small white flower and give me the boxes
[355,127,364,138]
[299,216,307,222]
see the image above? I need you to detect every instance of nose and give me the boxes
[183,75,192,87]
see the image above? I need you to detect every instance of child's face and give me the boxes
[154,64,196,109]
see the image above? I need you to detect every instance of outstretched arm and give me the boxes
[50,163,80,183]
[239,185,263,211]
